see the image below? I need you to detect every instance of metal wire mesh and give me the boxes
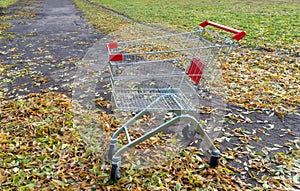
[108,27,235,112]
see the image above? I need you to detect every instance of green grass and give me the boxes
[0,0,19,8]
[72,0,130,34]
[89,0,299,54]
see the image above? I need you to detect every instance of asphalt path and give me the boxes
[0,0,103,97]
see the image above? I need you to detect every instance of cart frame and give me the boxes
[106,20,246,180]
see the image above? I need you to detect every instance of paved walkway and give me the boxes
[0,0,103,98]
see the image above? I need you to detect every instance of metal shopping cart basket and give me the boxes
[106,20,246,180]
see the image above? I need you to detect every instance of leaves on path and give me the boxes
[0,92,118,190]
[224,48,299,115]
[0,90,299,190]
[0,0,37,40]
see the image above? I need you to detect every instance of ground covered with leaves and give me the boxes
[1,92,299,190]
[0,0,299,190]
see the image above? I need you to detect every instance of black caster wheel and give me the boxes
[209,156,220,168]
[209,149,221,168]
[110,164,121,181]
[182,124,196,140]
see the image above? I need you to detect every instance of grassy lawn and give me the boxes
[88,0,299,52]
[0,0,19,8]
[72,0,130,34]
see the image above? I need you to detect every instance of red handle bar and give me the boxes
[199,20,246,41]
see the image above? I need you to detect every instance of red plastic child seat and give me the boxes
[187,57,205,85]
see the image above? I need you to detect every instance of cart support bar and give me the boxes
[199,20,246,41]
[111,114,218,163]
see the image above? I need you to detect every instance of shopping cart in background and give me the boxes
[106,20,246,180]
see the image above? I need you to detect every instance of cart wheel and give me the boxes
[209,156,220,168]
[209,149,221,168]
[182,124,196,140]
[110,164,121,181]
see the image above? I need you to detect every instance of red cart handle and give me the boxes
[199,20,246,41]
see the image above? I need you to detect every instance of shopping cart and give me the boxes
[106,20,246,180]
